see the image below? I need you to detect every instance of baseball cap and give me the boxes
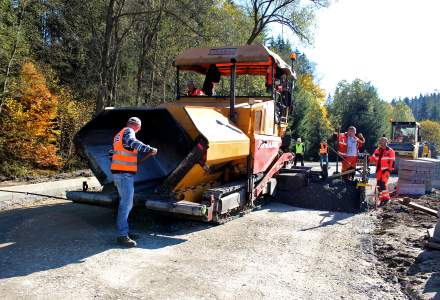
[127,117,141,126]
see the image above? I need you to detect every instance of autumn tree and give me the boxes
[57,89,94,168]
[419,120,440,147]
[298,77,332,159]
[0,62,60,174]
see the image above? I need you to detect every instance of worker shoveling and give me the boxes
[66,44,369,229]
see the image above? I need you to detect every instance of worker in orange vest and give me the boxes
[111,117,157,247]
[335,126,365,180]
[319,139,329,170]
[370,137,395,206]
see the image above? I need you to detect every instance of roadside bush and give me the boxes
[57,89,94,169]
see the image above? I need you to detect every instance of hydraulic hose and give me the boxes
[0,189,68,200]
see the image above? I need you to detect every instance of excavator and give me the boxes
[66,44,366,222]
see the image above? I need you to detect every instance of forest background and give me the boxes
[0,0,439,177]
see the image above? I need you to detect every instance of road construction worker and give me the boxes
[319,139,329,170]
[370,137,395,206]
[187,81,205,96]
[294,138,305,166]
[111,117,158,247]
[335,126,365,180]
[423,142,431,158]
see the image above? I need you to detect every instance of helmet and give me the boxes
[297,138,302,142]
[127,117,141,126]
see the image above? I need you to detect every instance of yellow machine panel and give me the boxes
[184,106,250,164]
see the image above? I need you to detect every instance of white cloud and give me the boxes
[270,0,440,100]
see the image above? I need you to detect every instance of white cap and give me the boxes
[127,117,141,126]
[297,138,301,142]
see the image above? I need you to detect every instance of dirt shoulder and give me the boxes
[372,191,440,299]
[0,169,93,188]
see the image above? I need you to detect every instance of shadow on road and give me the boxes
[424,272,440,297]
[300,211,351,231]
[265,202,352,231]
[0,202,210,279]
[407,249,440,298]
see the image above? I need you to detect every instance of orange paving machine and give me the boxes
[67,44,298,223]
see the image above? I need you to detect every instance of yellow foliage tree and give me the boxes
[295,73,332,158]
[420,120,440,146]
[0,62,60,170]
[57,88,94,166]
[298,74,327,103]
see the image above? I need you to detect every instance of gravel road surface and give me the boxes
[0,198,405,299]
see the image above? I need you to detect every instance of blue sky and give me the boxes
[270,0,440,101]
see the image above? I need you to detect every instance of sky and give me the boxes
[270,0,440,101]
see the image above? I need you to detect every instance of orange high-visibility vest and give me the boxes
[370,147,395,172]
[111,127,138,173]
[319,143,328,155]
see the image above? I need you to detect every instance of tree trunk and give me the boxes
[162,73,166,102]
[96,0,116,114]
[136,30,149,106]
[148,42,158,105]
[2,2,26,95]
[136,4,163,106]
[246,24,261,45]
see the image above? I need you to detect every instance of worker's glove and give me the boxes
[149,147,158,156]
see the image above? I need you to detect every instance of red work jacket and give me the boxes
[337,133,364,157]
[370,146,395,172]
[190,89,205,96]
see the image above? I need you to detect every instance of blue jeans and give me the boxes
[320,154,328,168]
[113,173,134,236]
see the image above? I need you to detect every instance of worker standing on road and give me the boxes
[423,142,431,158]
[335,126,365,180]
[294,138,305,166]
[111,117,158,247]
[319,139,329,170]
[370,137,395,206]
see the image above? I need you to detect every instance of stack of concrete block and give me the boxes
[418,158,440,189]
[397,159,434,195]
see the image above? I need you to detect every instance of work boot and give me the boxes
[128,233,140,240]
[116,236,137,248]
[378,200,390,207]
